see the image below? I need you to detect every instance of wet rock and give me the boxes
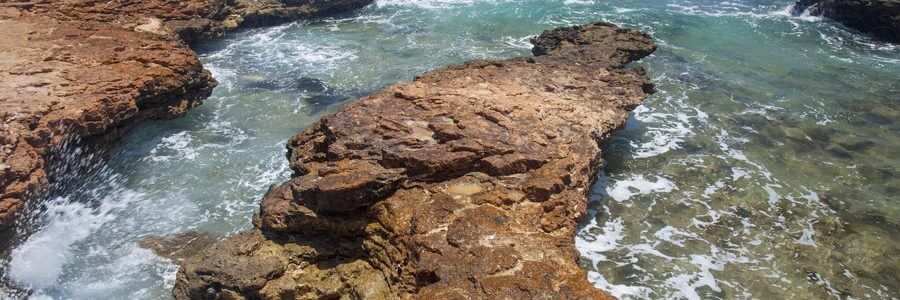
[800,124,834,143]
[138,230,217,261]
[867,106,898,124]
[243,75,343,111]
[824,143,853,159]
[793,0,899,43]
[173,230,390,299]
[782,127,811,142]
[0,0,374,231]
[857,165,894,182]
[833,135,876,152]
[295,77,328,94]
[820,192,850,212]
[244,76,329,93]
[243,76,284,90]
[175,22,656,299]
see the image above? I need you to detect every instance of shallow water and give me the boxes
[2,0,898,299]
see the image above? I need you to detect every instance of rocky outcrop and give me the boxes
[174,22,656,299]
[0,0,374,231]
[0,6,215,229]
[793,0,899,42]
[15,0,376,44]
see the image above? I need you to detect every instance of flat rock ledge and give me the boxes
[0,0,373,230]
[793,0,899,43]
[174,22,656,299]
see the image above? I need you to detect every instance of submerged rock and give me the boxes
[174,22,656,299]
[138,231,217,261]
[295,77,329,94]
[793,0,899,43]
[244,76,329,93]
[244,75,346,113]
[0,0,374,232]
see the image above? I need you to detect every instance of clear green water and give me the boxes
[2,0,897,299]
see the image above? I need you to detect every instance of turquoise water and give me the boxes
[2,0,897,299]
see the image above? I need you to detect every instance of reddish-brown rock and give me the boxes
[0,0,374,230]
[18,0,376,44]
[174,22,656,299]
[0,6,215,229]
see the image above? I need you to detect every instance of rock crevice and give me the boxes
[174,22,656,299]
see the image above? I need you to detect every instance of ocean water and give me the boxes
[2,0,898,299]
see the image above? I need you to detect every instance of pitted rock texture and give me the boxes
[0,7,215,229]
[0,0,374,230]
[17,0,376,44]
[175,22,656,299]
[793,0,899,42]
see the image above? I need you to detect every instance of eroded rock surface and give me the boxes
[0,0,373,230]
[17,0,376,44]
[0,6,215,229]
[175,22,656,299]
[793,0,899,42]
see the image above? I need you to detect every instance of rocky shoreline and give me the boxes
[173,22,656,299]
[793,0,899,43]
[0,0,373,232]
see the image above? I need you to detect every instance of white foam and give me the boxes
[664,247,760,300]
[241,147,292,191]
[587,271,653,299]
[563,0,593,5]
[576,216,624,258]
[291,43,359,66]
[148,131,198,162]
[701,181,726,198]
[502,35,535,49]
[628,86,706,158]
[775,4,824,22]
[796,222,817,247]
[376,0,480,9]
[606,175,677,202]
[8,198,94,289]
[654,226,702,247]
[8,188,145,290]
[203,120,248,148]
[666,3,769,19]
[577,213,655,299]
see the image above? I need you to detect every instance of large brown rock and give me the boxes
[175,22,656,299]
[0,0,373,231]
[793,0,899,43]
[17,0,376,44]
[0,6,216,229]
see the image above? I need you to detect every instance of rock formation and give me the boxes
[0,0,374,231]
[15,0,376,44]
[174,22,656,299]
[793,0,899,43]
